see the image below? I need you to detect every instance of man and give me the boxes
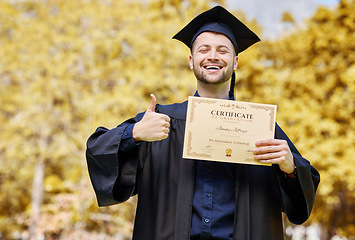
[86,6,320,240]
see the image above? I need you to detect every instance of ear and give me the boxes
[189,55,193,69]
[233,56,239,71]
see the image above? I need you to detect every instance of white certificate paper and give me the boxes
[183,96,277,166]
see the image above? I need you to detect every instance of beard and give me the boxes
[193,65,234,86]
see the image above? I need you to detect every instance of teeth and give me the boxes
[206,66,220,70]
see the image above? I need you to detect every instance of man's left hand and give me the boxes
[253,139,295,174]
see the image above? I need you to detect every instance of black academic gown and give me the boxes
[86,100,320,240]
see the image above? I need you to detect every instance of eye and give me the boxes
[199,48,209,53]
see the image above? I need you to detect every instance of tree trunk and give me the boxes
[28,158,45,240]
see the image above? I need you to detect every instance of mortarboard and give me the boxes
[172,5,261,54]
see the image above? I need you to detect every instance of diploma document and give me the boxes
[183,96,277,166]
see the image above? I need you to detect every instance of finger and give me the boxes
[255,139,284,147]
[146,94,157,112]
[161,133,169,140]
[164,115,170,122]
[253,145,284,154]
[163,127,170,134]
[254,151,284,160]
[258,156,287,164]
[164,122,170,128]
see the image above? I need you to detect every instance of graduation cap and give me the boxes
[172,6,261,94]
[172,5,261,54]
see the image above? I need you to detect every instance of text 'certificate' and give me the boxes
[183,96,277,166]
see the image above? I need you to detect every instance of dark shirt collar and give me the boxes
[194,90,235,100]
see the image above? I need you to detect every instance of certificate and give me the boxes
[183,96,277,166]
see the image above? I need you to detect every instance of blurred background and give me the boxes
[0,0,354,239]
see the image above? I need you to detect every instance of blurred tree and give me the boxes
[0,0,222,238]
[2,0,354,239]
[281,11,295,24]
[235,0,355,239]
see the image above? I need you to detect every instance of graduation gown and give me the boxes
[86,100,320,240]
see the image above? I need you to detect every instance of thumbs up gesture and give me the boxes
[132,94,171,142]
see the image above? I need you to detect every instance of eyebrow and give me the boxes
[196,44,232,51]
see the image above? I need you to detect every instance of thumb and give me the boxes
[146,94,157,112]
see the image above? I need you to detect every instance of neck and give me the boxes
[196,81,230,99]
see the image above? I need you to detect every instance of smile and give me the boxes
[204,65,223,71]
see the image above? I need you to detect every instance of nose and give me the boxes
[207,49,220,61]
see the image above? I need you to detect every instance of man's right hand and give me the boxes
[132,94,171,142]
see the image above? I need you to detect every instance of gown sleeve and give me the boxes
[274,123,320,224]
[86,112,146,206]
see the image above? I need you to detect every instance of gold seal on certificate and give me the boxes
[183,96,277,166]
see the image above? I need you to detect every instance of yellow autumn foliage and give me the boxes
[234,0,355,238]
[0,0,223,238]
[0,0,354,239]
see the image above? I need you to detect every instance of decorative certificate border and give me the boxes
[186,130,212,158]
[249,104,276,132]
[183,96,277,164]
[189,97,217,123]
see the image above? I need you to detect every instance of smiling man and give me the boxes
[86,6,320,240]
[189,31,238,98]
